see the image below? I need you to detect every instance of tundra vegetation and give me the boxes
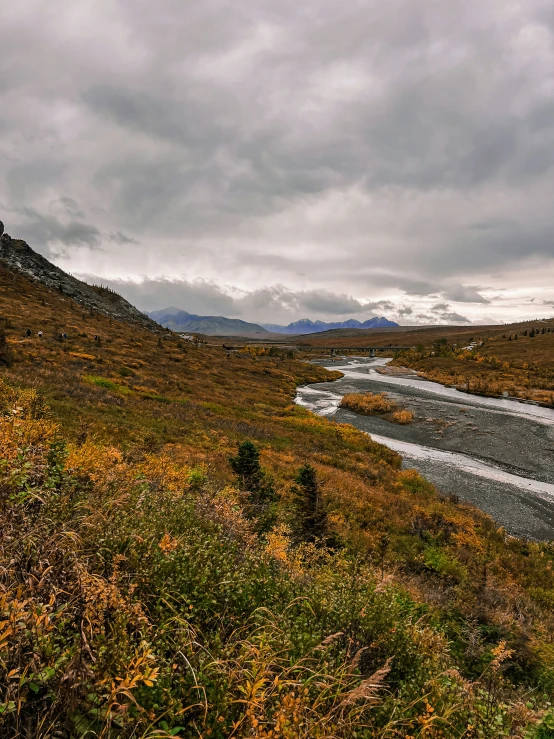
[0,263,554,737]
[394,329,554,406]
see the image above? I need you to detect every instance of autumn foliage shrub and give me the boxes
[390,409,414,424]
[340,391,397,415]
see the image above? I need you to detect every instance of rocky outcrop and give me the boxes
[0,231,160,332]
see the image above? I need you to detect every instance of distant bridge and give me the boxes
[296,346,412,357]
[220,343,412,357]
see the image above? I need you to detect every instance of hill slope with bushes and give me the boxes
[0,255,554,737]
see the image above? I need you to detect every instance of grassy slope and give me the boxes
[1,264,554,737]
[387,324,554,405]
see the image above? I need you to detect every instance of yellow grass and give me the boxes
[340,392,415,424]
[340,391,397,415]
[390,409,414,424]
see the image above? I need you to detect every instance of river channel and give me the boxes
[295,357,554,540]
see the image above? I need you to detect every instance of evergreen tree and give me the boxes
[291,464,328,544]
[229,442,276,526]
[229,441,263,490]
[433,338,450,357]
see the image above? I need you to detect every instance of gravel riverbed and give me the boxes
[296,357,554,540]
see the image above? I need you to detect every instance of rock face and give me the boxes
[0,231,160,332]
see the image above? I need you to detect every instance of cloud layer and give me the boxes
[2,0,554,324]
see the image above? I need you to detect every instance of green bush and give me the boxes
[187,465,207,488]
[424,546,468,583]
[83,374,131,395]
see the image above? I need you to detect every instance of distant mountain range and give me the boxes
[147,307,270,336]
[148,307,399,336]
[261,317,399,334]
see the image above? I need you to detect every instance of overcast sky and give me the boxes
[2,0,554,325]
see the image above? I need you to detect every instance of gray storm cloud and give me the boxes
[81,276,397,323]
[2,0,554,324]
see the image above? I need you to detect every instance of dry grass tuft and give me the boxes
[340,392,415,424]
[339,658,392,707]
[390,409,415,424]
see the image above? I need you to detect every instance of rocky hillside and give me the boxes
[0,220,159,332]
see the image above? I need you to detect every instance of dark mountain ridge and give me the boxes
[262,316,399,334]
[0,222,159,332]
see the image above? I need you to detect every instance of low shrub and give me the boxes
[424,545,468,583]
[340,391,397,415]
[391,409,415,424]
[83,374,131,395]
[0,328,12,366]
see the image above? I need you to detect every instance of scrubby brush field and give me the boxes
[1,263,554,738]
[391,329,554,406]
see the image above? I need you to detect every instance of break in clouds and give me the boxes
[2,0,554,324]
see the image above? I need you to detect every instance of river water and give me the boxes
[295,357,554,540]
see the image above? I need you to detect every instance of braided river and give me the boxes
[296,357,554,539]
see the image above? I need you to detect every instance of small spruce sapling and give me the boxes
[229,441,277,528]
[229,441,263,489]
[291,464,329,544]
